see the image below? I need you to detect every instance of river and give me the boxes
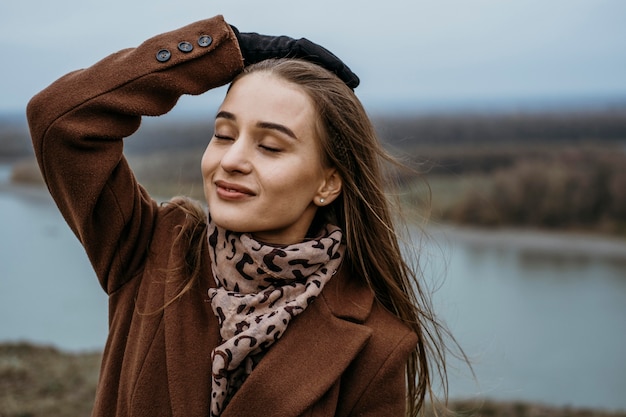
[1,163,625,411]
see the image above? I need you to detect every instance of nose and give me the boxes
[219,137,252,174]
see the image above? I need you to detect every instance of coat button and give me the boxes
[178,41,193,53]
[156,49,171,62]
[198,35,213,47]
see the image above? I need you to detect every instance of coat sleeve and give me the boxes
[348,331,418,417]
[26,15,244,294]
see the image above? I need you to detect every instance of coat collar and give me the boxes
[320,265,374,323]
[222,266,375,417]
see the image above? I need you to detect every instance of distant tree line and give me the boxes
[441,148,626,235]
[374,109,626,147]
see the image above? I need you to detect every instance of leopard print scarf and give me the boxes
[206,217,345,417]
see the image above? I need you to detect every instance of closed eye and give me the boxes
[259,144,281,153]
[213,133,234,141]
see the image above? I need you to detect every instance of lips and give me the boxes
[214,180,255,199]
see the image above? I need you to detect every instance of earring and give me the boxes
[319,198,325,204]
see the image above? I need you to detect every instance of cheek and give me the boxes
[270,163,323,201]
[200,145,216,178]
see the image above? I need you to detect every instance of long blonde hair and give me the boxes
[171,58,462,416]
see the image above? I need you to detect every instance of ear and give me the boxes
[314,168,342,206]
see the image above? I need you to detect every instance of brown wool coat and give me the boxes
[26,15,418,417]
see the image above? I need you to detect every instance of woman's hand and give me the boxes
[230,25,360,89]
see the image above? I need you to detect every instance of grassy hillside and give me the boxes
[1,342,624,417]
[0,343,101,417]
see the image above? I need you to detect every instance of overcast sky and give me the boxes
[1,0,625,115]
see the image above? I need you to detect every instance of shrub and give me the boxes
[446,147,626,234]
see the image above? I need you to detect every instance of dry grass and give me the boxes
[2,343,624,417]
[8,159,44,186]
[426,399,626,417]
[0,343,101,417]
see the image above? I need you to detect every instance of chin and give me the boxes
[209,210,251,233]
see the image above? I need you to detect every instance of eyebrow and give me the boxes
[215,111,298,140]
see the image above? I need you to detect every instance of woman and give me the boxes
[27,15,453,417]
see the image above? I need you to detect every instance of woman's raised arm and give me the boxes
[26,15,243,293]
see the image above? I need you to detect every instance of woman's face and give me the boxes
[201,72,339,244]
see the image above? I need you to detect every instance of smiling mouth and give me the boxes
[215,181,255,199]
